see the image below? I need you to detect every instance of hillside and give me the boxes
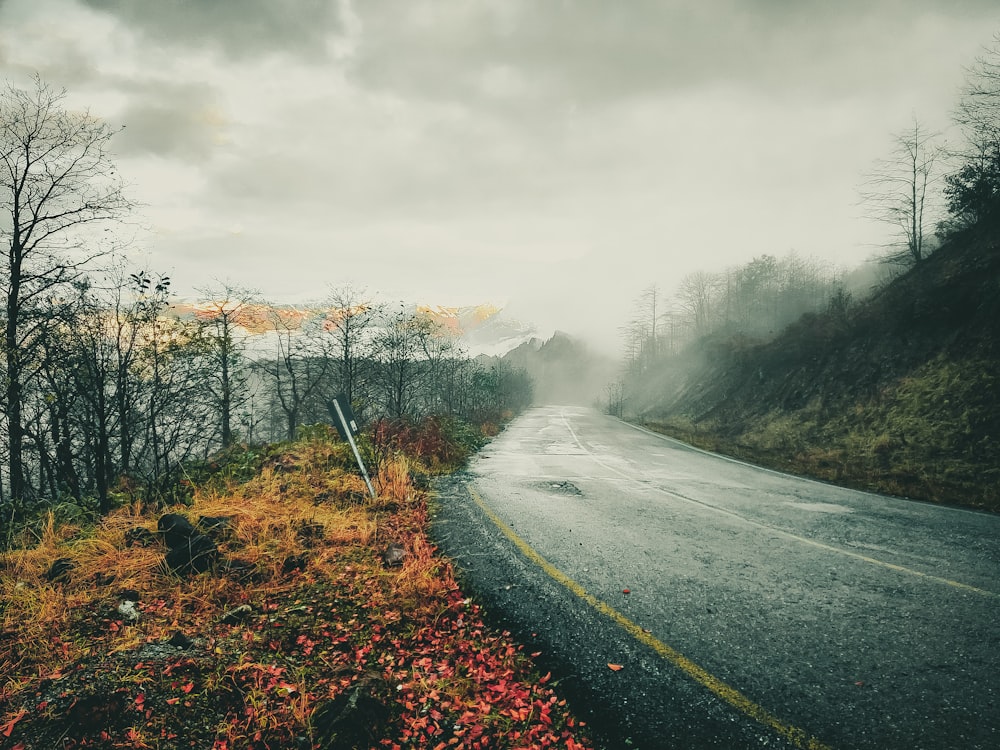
[636,218,1000,510]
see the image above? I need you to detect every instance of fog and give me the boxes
[1,1,996,362]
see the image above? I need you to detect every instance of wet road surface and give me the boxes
[431,406,1000,750]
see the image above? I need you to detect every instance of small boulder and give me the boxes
[164,534,218,575]
[117,599,140,623]
[158,513,196,550]
[381,542,406,568]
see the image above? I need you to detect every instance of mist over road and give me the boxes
[432,406,1000,749]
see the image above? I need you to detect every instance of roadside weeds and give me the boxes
[0,437,595,749]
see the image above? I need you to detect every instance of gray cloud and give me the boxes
[79,0,348,59]
[6,0,999,350]
[113,82,224,160]
[350,0,1000,110]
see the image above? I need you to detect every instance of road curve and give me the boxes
[431,405,1000,750]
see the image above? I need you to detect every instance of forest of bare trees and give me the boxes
[0,78,531,537]
[619,253,847,382]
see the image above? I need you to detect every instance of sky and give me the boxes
[1,0,997,354]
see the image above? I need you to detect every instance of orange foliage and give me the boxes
[0,437,593,750]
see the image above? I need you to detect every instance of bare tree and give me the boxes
[619,319,646,375]
[259,307,332,441]
[194,282,260,448]
[0,77,130,501]
[861,117,941,265]
[955,33,1000,160]
[322,285,377,416]
[676,270,720,338]
[57,279,118,511]
[374,304,422,419]
[638,284,661,356]
[415,313,458,414]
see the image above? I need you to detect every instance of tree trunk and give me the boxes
[51,400,81,500]
[221,341,232,448]
[6,251,24,502]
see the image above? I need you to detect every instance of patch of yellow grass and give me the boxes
[376,453,415,504]
[0,450,417,704]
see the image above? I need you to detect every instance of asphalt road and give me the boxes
[431,405,1000,750]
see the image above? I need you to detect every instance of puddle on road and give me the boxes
[530,480,583,496]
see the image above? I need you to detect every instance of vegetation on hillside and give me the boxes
[0,429,593,749]
[610,34,1000,512]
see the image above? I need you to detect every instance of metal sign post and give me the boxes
[330,394,376,499]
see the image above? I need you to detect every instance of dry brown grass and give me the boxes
[0,437,594,750]
[0,443,409,691]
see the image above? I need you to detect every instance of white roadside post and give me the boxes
[330,394,376,499]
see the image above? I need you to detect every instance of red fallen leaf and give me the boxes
[607,663,624,671]
[134,693,145,707]
[623,589,631,594]
[1,709,28,737]
[181,682,194,694]
[166,698,180,705]
[539,672,551,684]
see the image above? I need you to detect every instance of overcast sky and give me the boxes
[1,0,997,352]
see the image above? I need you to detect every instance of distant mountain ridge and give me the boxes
[502,331,617,406]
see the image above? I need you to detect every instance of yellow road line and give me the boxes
[466,485,833,750]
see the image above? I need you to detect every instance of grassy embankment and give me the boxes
[642,355,1000,511]
[0,419,593,749]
